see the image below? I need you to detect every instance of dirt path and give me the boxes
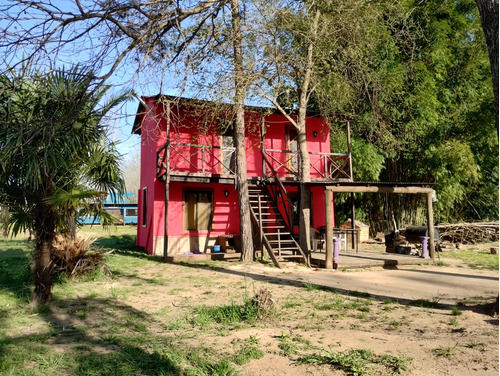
[224,260,499,306]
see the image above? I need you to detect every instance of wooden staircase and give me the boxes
[248,183,310,268]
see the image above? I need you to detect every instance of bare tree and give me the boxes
[249,1,341,252]
[230,0,254,261]
[0,1,226,84]
[0,0,259,261]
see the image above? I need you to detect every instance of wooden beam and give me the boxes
[325,188,334,269]
[326,186,434,194]
[427,191,436,260]
[163,102,171,262]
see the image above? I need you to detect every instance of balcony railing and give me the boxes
[157,142,352,181]
[263,149,352,181]
[157,142,236,180]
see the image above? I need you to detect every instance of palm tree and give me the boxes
[0,67,127,304]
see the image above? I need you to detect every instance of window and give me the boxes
[286,125,298,174]
[125,208,138,217]
[184,190,213,231]
[142,187,147,227]
[219,120,235,175]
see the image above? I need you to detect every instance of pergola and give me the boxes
[320,182,436,270]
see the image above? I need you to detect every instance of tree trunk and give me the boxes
[476,0,499,133]
[32,181,57,305]
[1,205,9,237]
[69,210,77,239]
[231,0,253,262]
[296,8,320,253]
[297,120,311,253]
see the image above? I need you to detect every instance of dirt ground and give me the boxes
[87,251,499,376]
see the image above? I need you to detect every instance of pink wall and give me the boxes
[134,97,335,254]
[263,115,331,179]
[166,182,240,237]
[136,98,167,254]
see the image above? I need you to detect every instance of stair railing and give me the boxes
[261,151,294,230]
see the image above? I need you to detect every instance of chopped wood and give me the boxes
[437,222,499,245]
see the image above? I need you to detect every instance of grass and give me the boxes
[0,228,497,375]
[451,307,463,316]
[433,343,459,357]
[409,298,441,309]
[298,348,412,376]
[0,228,246,375]
[439,249,499,270]
[192,299,262,328]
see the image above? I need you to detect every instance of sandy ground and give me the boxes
[108,255,498,376]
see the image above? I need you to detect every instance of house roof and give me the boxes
[131,94,325,135]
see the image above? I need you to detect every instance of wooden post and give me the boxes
[163,102,171,262]
[325,188,334,269]
[261,115,266,178]
[350,192,355,251]
[258,194,263,260]
[347,120,353,181]
[426,191,436,261]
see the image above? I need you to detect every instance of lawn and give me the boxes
[438,245,499,270]
[0,226,498,376]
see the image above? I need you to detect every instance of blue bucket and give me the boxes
[213,245,221,253]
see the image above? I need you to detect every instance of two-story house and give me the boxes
[132,95,356,267]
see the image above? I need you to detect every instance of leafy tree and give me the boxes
[0,67,126,304]
[319,0,497,230]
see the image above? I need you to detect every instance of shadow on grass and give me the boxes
[0,295,232,375]
[0,253,32,303]
[173,260,499,316]
[93,234,164,264]
[94,234,141,251]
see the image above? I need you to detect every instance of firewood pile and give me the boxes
[437,222,499,244]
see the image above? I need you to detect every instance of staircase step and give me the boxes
[269,247,301,251]
[277,255,305,261]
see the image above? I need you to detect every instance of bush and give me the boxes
[51,235,110,279]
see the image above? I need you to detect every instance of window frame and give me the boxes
[142,187,147,228]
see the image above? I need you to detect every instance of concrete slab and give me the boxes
[310,250,433,269]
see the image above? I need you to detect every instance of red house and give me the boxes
[132,96,353,266]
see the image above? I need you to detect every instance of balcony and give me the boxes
[156,142,352,182]
[157,142,236,181]
[262,149,352,181]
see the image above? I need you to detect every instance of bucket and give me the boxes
[213,245,221,253]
